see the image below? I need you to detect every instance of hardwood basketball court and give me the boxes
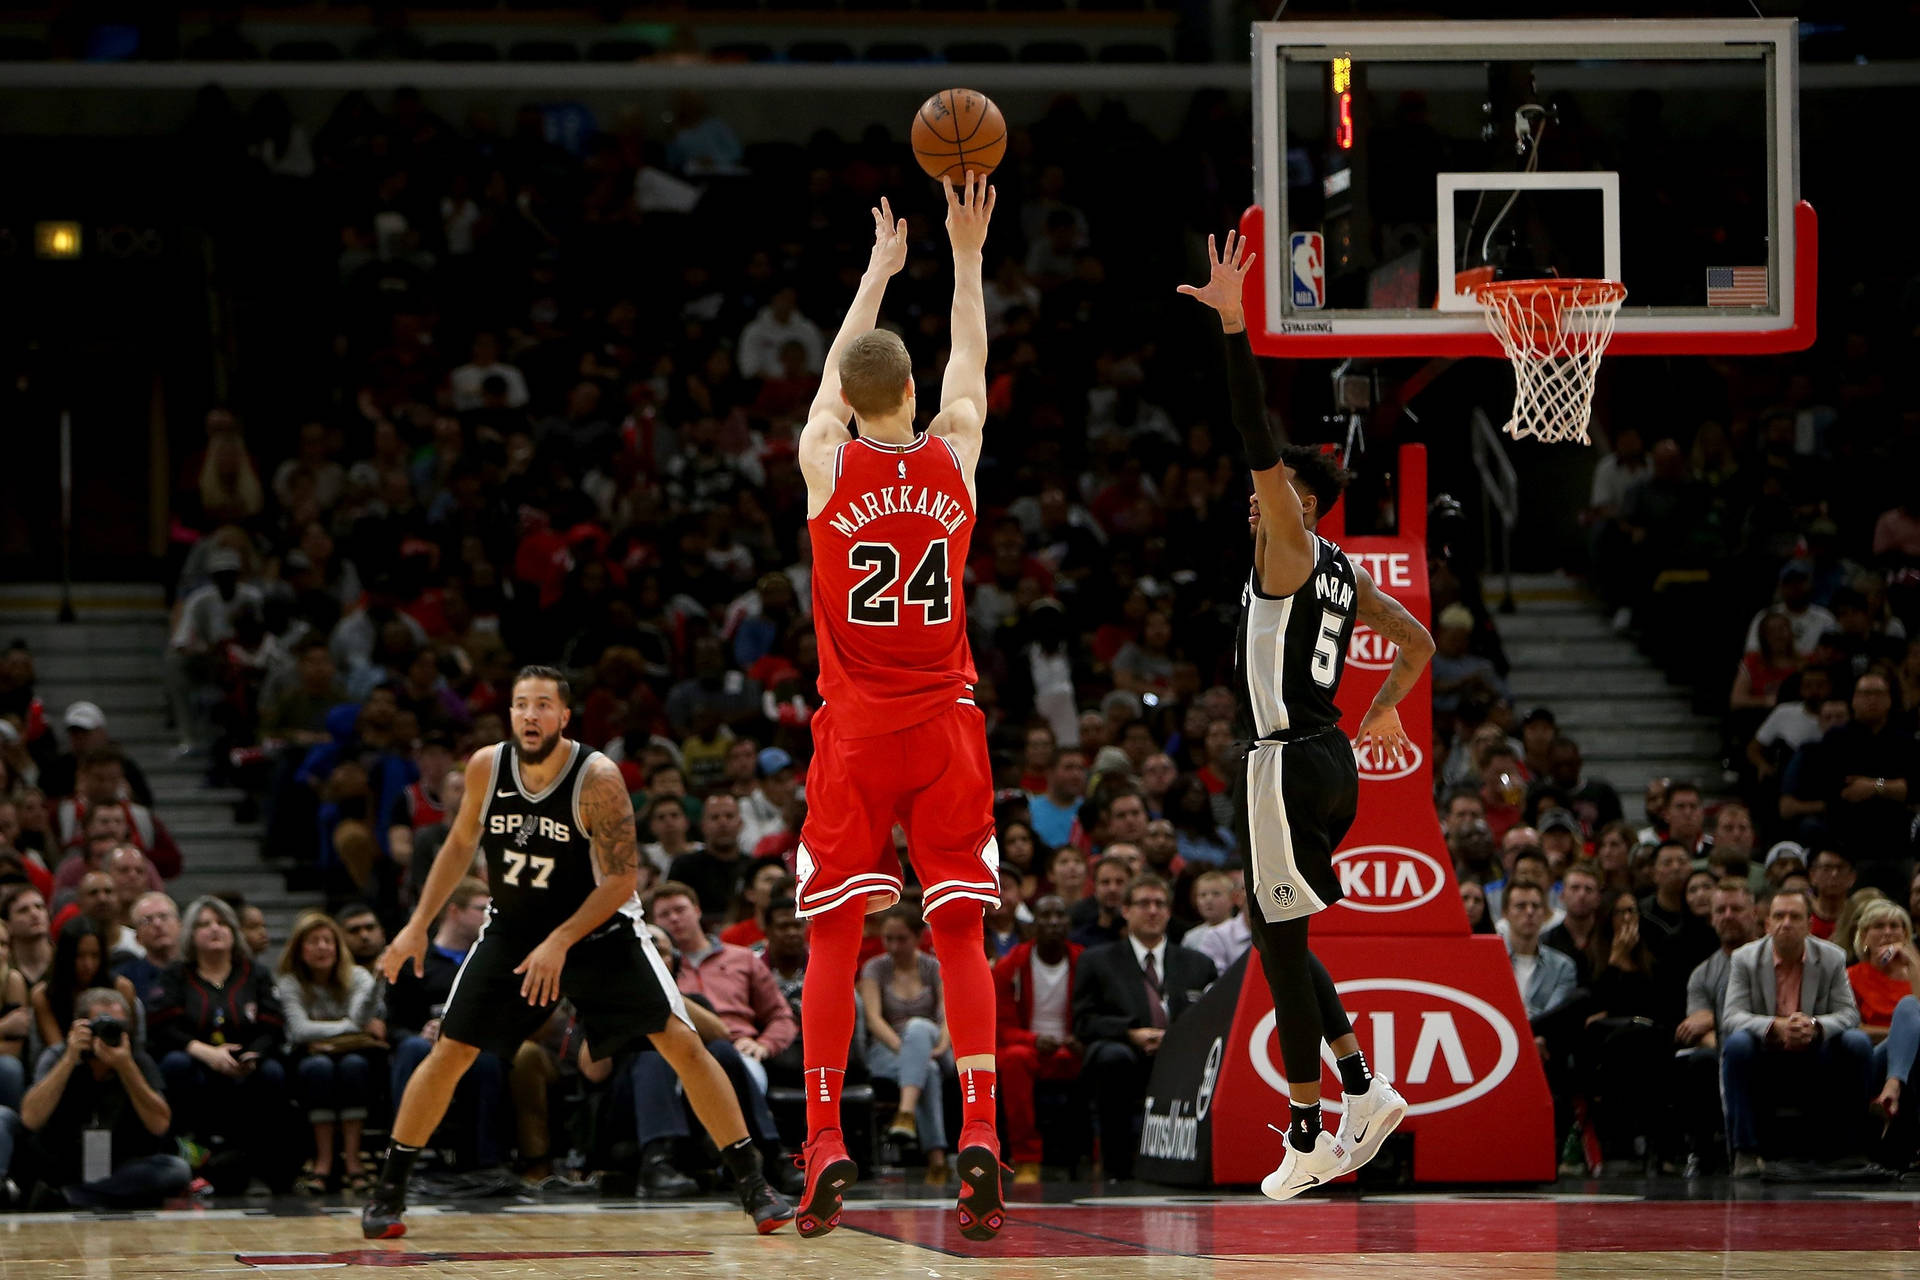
[5,1181,1913,1277]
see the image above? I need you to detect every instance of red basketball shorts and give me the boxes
[796,699,998,919]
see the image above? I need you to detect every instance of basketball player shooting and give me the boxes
[360,666,793,1238]
[1179,232,1438,1199]
[789,173,1006,1242]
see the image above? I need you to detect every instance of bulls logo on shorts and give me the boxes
[1273,883,1297,909]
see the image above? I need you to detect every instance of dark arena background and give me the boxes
[1,2,1917,1276]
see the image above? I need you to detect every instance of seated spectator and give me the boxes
[1731,612,1803,714]
[1536,810,1582,883]
[166,545,265,753]
[384,878,509,1171]
[2,885,51,990]
[1583,888,1671,1172]
[150,896,292,1192]
[1071,873,1217,1181]
[31,918,142,1053]
[1661,782,1708,857]
[984,869,1029,959]
[51,868,141,964]
[335,903,387,972]
[39,702,153,807]
[1638,840,1719,1024]
[1704,803,1764,892]
[1504,882,1576,1021]
[1044,843,1089,908]
[1535,736,1624,832]
[1182,870,1252,973]
[1459,878,1493,935]
[1541,861,1603,985]
[383,731,455,877]
[275,911,386,1195]
[859,908,953,1180]
[640,794,701,882]
[992,895,1083,1182]
[1431,604,1509,718]
[719,862,794,949]
[1721,887,1873,1176]
[1026,748,1087,851]
[1845,900,1920,1122]
[652,881,796,1093]
[1831,887,1889,963]
[229,896,272,959]
[0,928,27,1108]
[737,748,797,855]
[1785,674,1915,888]
[1811,587,1906,685]
[115,892,180,1010]
[1071,855,1132,949]
[14,987,188,1208]
[1163,775,1233,868]
[1807,847,1857,942]
[1591,821,1637,895]
[668,794,749,925]
[1686,869,1717,920]
[1673,879,1760,1172]
[1744,561,1836,657]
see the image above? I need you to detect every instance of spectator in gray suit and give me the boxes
[1720,886,1873,1177]
[1504,882,1577,1022]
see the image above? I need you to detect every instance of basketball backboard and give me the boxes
[1247,19,1815,358]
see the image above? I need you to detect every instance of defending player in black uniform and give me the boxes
[1179,233,1437,1199]
[361,666,793,1237]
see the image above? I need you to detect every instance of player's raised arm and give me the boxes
[930,170,995,465]
[1178,231,1317,594]
[800,200,909,467]
[1351,565,1437,768]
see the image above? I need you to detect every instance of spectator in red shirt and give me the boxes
[992,895,1083,1181]
[719,862,795,949]
[653,882,797,1078]
[1845,899,1920,1120]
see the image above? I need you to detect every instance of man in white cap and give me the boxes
[166,545,262,752]
[41,702,153,807]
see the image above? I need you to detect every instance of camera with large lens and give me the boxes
[89,1015,126,1048]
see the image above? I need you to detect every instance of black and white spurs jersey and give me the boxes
[475,740,624,939]
[1233,535,1357,740]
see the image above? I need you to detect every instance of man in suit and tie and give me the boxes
[1071,872,1218,1181]
[1720,886,1874,1177]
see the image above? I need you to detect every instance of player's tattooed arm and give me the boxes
[579,757,640,882]
[1359,568,1436,767]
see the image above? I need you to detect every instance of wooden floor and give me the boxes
[2,1184,1915,1277]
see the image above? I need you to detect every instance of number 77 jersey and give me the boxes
[809,433,979,740]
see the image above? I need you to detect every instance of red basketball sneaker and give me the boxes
[795,1129,858,1240]
[954,1121,1006,1242]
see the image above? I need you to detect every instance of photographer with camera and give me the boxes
[12,987,188,1207]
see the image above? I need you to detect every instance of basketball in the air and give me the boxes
[910,88,1007,184]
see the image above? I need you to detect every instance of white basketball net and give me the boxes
[1475,279,1627,445]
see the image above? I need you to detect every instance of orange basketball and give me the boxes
[910,88,1007,184]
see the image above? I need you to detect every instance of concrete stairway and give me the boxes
[1495,572,1723,800]
[0,583,319,940]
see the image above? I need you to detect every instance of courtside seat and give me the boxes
[945,41,1012,64]
[766,1082,878,1176]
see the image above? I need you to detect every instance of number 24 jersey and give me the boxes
[809,432,978,740]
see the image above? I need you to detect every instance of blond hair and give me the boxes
[838,330,911,419]
[1853,898,1914,961]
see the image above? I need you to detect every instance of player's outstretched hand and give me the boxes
[869,196,908,279]
[515,935,569,1007]
[1354,704,1411,772]
[378,921,429,984]
[1177,231,1256,324]
[942,169,995,256]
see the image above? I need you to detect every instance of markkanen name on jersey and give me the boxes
[826,485,969,538]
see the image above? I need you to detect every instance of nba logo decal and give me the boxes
[1289,232,1325,309]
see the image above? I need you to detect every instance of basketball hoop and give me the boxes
[1471,277,1627,445]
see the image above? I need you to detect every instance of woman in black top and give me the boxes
[150,895,291,1191]
[1578,888,1671,1172]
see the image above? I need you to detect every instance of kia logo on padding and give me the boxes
[1354,739,1423,781]
[1248,979,1519,1118]
[1331,845,1446,913]
[1346,624,1399,671]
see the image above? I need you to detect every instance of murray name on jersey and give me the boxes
[1315,571,1353,612]
[824,484,969,538]
[489,812,574,844]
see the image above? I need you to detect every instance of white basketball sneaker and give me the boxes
[1333,1075,1408,1178]
[1260,1130,1348,1202]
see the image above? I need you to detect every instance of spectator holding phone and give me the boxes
[149,895,291,1191]
[14,987,188,1207]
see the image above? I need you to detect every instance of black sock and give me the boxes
[720,1137,763,1183]
[379,1142,421,1196]
[1336,1050,1372,1097]
[1288,1101,1321,1153]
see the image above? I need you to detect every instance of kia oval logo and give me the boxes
[1331,845,1446,913]
[1354,739,1423,781]
[1247,979,1519,1117]
[1346,624,1399,671]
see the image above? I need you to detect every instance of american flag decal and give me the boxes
[1706,266,1768,307]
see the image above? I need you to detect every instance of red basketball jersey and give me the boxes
[809,433,977,739]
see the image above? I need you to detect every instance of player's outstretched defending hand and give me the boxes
[1177,231,1257,328]
[869,195,908,279]
[378,920,429,984]
[942,169,995,255]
